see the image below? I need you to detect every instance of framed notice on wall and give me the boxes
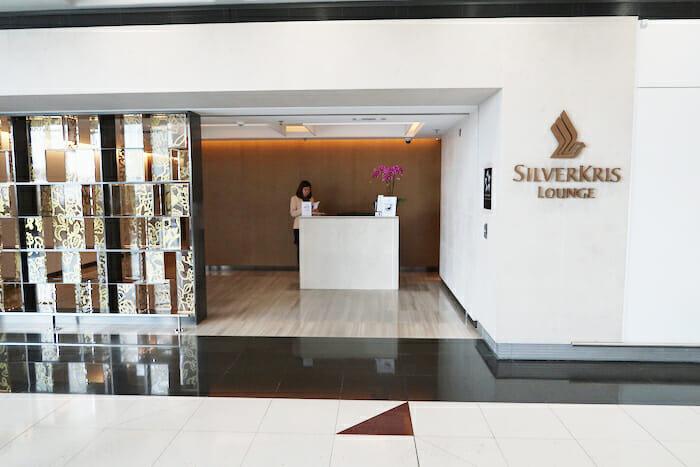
[484,168,492,210]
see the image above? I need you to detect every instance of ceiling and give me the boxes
[0,89,486,140]
[200,109,470,140]
[0,0,361,13]
[0,89,495,115]
[0,88,484,140]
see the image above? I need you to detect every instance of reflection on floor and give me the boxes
[198,271,477,338]
[1,394,699,466]
[2,332,700,466]
[2,334,700,405]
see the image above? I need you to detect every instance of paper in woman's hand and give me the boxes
[312,201,320,209]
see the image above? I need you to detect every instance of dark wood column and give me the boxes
[11,117,36,312]
[188,112,207,323]
[99,115,123,313]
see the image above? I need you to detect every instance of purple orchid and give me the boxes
[371,165,404,195]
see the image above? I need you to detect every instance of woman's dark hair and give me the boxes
[296,180,312,200]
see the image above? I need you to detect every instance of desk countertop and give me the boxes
[300,215,398,220]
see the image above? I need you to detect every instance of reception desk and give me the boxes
[299,216,399,290]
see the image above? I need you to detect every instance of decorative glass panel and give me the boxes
[166,184,189,217]
[125,149,145,182]
[93,217,105,250]
[0,219,19,250]
[0,185,12,217]
[93,185,104,216]
[168,114,188,149]
[151,115,171,182]
[98,284,109,312]
[75,283,93,313]
[36,283,56,312]
[27,252,48,283]
[1,253,21,282]
[62,251,81,284]
[96,252,108,283]
[176,149,190,181]
[50,185,65,216]
[0,114,197,317]
[0,118,12,151]
[153,283,171,314]
[23,217,44,250]
[145,251,165,283]
[123,114,144,149]
[64,184,83,217]
[146,217,162,248]
[117,283,137,314]
[65,149,97,183]
[162,217,180,250]
[29,117,52,182]
[134,184,154,216]
[176,251,194,314]
[53,217,85,249]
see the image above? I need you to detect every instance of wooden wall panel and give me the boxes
[202,139,441,267]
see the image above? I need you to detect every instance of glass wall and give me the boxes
[0,113,203,319]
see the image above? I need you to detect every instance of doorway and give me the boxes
[197,109,477,339]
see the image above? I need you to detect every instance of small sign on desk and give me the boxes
[301,201,312,216]
[375,195,397,216]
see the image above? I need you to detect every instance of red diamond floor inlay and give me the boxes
[337,402,413,435]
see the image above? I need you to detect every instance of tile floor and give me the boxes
[1,393,699,466]
[0,272,478,339]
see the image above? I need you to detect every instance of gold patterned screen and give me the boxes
[0,114,196,316]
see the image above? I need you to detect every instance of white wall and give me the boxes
[0,18,638,345]
[623,20,700,344]
[490,20,636,344]
[440,116,477,315]
[440,90,500,333]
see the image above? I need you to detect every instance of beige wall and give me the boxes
[202,139,441,267]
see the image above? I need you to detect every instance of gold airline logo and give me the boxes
[550,110,585,159]
[511,110,622,200]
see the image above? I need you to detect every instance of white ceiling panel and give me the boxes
[200,111,468,140]
[0,89,493,115]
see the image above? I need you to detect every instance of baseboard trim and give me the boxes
[399,266,439,272]
[0,313,196,329]
[478,324,700,363]
[206,265,299,271]
[438,278,476,324]
[207,265,438,272]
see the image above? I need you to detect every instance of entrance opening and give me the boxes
[199,107,477,339]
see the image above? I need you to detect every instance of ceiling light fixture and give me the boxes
[405,122,424,138]
[285,124,310,133]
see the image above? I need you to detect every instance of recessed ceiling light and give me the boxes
[285,124,310,133]
[405,122,424,138]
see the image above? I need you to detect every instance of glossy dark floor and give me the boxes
[1,333,700,405]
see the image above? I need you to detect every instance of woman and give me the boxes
[290,180,319,263]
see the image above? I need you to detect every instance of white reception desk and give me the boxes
[299,216,399,290]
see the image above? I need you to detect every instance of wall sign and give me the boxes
[483,168,492,209]
[512,111,622,199]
